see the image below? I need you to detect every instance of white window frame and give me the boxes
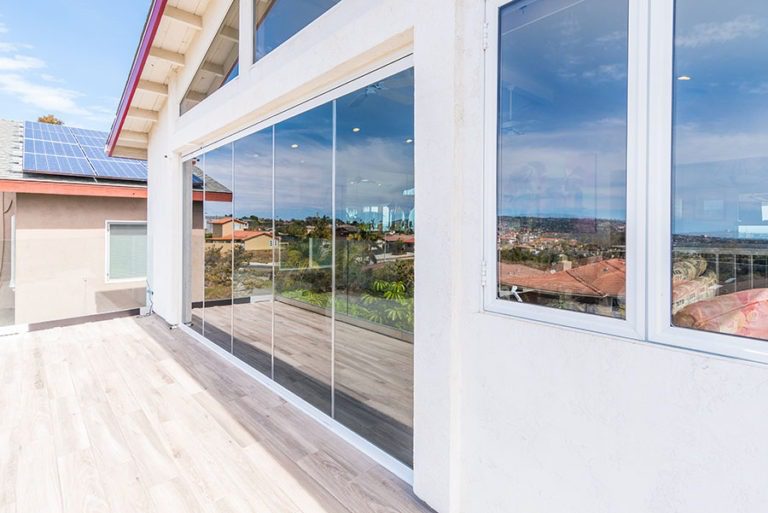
[645,0,768,364]
[105,220,148,284]
[482,0,648,341]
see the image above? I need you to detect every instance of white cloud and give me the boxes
[0,73,89,115]
[0,54,44,71]
[582,63,626,82]
[40,73,63,83]
[676,15,764,48]
[595,31,626,44]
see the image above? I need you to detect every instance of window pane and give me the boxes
[233,128,274,376]
[254,0,340,63]
[671,0,768,340]
[203,144,234,352]
[334,68,415,466]
[108,223,146,280]
[496,0,628,319]
[274,104,333,414]
[180,0,239,115]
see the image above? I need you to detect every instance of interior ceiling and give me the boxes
[112,0,217,158]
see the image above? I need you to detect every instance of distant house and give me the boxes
[208,216,247,237]
[207,218,276,252]
[0,119,228,328]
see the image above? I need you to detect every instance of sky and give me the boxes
[0,1,150,131]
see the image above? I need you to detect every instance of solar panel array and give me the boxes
[22,121,147,182]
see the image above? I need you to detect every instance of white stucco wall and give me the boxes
[143,1,768,512]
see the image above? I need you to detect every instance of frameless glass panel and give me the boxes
[233,128,275,375]
[274,104,333,414]
[254,0,340,63]
[203,144,235,352]
[496,0,628,319]
[180,0,240,115]
[188,158,207,336]
[334,68,415,466]
[671,0,768,340]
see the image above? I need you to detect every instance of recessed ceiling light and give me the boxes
[352,127,361,133]
[405,138,414,144]
[677,75,691,81]
[291,144,299,149]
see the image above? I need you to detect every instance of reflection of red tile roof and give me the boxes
[210,230,272,242]
[384,234,415,244]
[501,259,625,298]
[211,217,246,225]
[499,263,546,280]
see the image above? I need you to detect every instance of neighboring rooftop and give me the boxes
[0,119,231,197]
[500,258,626,298]
[0,119,146,188]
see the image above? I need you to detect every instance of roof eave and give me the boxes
[106,0,169,157]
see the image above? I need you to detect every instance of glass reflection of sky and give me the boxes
[336,68,414,229]
[673,0,768,239]
[234,129,272,219]
[204,144,233,219]
[497,0,628,221]
[274,103,333,220]
[254,0,340,62]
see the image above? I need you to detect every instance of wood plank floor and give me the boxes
[0,315,433,513]
[198,301,414,427]
[193,300,415,465]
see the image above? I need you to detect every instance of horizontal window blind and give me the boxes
[108,223,147,280]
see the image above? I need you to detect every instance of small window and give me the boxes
[180,0,240,115]
[254,0,340,63]
[494,0,629,319]
[670,0,768,341]
[107,222,147,281]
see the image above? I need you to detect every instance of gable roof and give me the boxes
[211,217,247,225]
[108,0,219,158]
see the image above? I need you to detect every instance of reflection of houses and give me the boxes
[208,216,247,237]
[207,219,276,252]
[499,259,625,315]
[384,233,415,253]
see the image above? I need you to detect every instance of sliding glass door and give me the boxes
[184,65,415,466]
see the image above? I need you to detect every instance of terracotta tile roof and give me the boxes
[384,234,415,244]
[210,230,272,242]
[210,217,247,225]
[500,258,625,298]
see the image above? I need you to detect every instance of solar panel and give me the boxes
[24,122,77,144]
[90,159,147,181]
[23,152,93,176]
[21,121,148,182]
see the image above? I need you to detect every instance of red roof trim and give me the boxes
[0,179,147,199]
[106,0,168,156]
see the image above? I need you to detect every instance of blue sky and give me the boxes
[0,1,150,130]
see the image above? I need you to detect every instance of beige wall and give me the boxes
[244,234,272,252]
[0,192,16,325]
[14,193,147,324]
